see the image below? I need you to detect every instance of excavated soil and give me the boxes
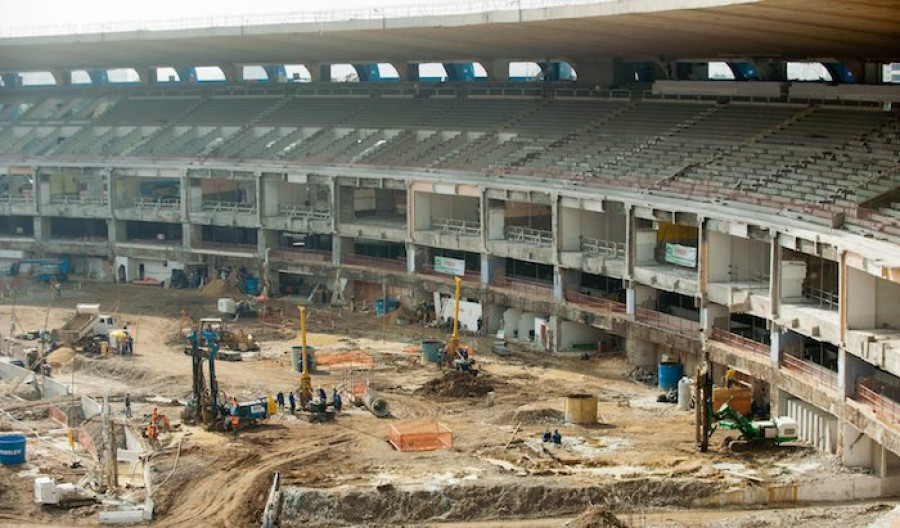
[564,506,628,528]
[496,408,566,426]
[416,371,496,398]
[281,479,722,527]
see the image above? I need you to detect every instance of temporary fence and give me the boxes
[388,421,453,452]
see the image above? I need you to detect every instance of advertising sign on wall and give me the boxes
[434,256,466,276]
[664,243,697,267]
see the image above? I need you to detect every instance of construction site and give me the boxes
[0,277,895,527]
[2,0,900,526]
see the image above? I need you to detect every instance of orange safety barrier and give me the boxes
[388,421,453,452]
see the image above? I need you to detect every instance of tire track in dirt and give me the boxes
[154,432,353,527]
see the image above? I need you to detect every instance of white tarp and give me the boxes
[433,292,482,332]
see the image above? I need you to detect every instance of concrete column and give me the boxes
[839,249,847,346]
[485,60,510,82]
[480,253,490,286]
[769,231,781,319]
[837,348,848,397]
[180,171,191,222]
[254,171,263,227]
[108,220,123,245]
[139,68,158,85]
[182,223,194,250]
[551,193,560,266]
[553,266,565,301]
[33,217,48,241]
[769,325,782,366]
[698,217,710,334]
[624,205,635,282]
[752,60,788,82]
[571,57,632,88]
[259,229,278,255]
[219,65,241,83]
[406,242,416,274]
[105,169,115,218]
[626,329,657,370]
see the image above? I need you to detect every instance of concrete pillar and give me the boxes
[571,57,632,88]
[624,205,635,282]
[839,249,847,346]
[753,60,788,82]
[180,171,191,222]
[769,231,781,318]
[139,68,158,85]
[485,60,510,82]
[219,65,240,83]
[33,217,48,241]
[698,217,710,334]
[182,223,193,250]
[263,65,287,83]
[626,329,657,370]
[553,266,565,301]
[259,229,278,255]
[406,242,417,274]
[480,253,490,286]
[52,70,72,87]
[108,220,123,245]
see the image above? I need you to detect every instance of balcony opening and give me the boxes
[271,233,332,264]
[344,239,406,271]
[44,172,107,207]
[49,217,106,241]
[341,186,407,229]
[780,329,839,375]
[265,180,330,220]
[0,216,34,237]
[781,249,839,311]
[413,192,480,237]
[196,179,256,215]
[199,225,257,248]
[117,176,181,211]
[124,221,182,245]
[489,200,552,247]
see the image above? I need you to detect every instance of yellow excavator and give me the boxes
[443,277,476,373]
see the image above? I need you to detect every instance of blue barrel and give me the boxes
[421,341,445,363]
[0,434,26,465]
[291,345,316,373]
[658,362,684,392]
[245,277,261,295]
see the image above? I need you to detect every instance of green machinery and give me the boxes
[709,402,798,452]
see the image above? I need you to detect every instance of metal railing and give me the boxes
[505,225,553,247]
[856,379,900,426]
[192,241,257,253]
[801,284,839,311]
[580,237,625,259]
[0,195,35,205]
[202,201,257,215]
[49,194,107,206]
[343,254,407,271]
[431,218,481,237]
[269,248,332,263]
[563,290,626,313]
[277,205,331,221]
[635,308,701,338]
[491,276,553,297]
[711,328,770,357]
[781,354,838,391]
[134,197,181,210]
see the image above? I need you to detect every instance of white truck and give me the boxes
[57,304,120,344]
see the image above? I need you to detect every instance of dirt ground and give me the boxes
[0,282,897,527]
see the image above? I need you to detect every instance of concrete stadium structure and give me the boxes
[2,0,900,495]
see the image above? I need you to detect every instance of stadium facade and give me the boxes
[2,0,900,493]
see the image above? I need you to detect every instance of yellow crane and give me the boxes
[298,306,313,407]
[443,276,474,371]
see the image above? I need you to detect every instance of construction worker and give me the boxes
[288,391,296,414]
[53,281,62,299]
[126,335,134,355]
[332,388,342,413]
[124,393,132,419]
[551,429,562,446]
[542,430,552,443]
[276,391,285,410]
[146,420,158,447]
[229,397,240,435]
[317,387,327,403]
[151,407,159,426]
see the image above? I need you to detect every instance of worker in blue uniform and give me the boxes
[551,430,562,446]
[317,387,327,403]
[542,430,552,443]
[332,388,342,413]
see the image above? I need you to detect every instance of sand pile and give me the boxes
[45,346,76,367]
[200,278,242,297]
[498,408,564,426]
[417,370,494,398]
[565,507,628,528]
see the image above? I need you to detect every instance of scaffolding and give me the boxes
[388,421,453,452]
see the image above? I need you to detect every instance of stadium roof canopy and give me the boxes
[0,0,897,73]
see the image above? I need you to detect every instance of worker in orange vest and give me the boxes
[229,397,240,436]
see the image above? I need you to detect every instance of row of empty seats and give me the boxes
[0,92,898,243]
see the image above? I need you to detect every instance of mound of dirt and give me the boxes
[417,371,494,398]
[200,278,242,297]
[565,506,628,528]
[497,408,565,426]
[46,346,76,366]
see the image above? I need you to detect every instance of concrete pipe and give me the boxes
[363,390,390,418]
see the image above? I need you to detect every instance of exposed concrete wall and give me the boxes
[847,267,876,329]
[558,321,604,351]
[876,278,900,329]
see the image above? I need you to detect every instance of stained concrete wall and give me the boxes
[558,321,604,351]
